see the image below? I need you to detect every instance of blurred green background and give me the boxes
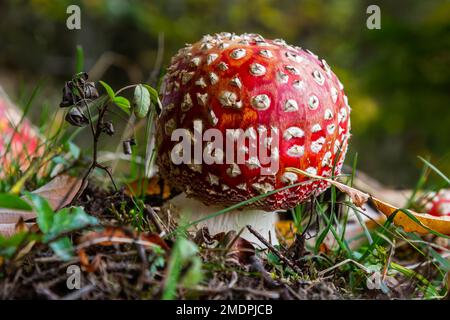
[0,0,449,187]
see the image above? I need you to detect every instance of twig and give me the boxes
[61,284,96,300]
[73,85,117,202]
[246,225,303,274]
[96,163,118,190]
[76,236,162,251]
[35,284,60,300]
[190,285,280,299]
[282,283,303,300]
[144,205,165,235]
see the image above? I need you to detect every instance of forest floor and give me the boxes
[1,181,445,300]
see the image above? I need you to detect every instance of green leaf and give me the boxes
[52,155,68,165]
[162,237,201,300]
[0,194,32,211]
[99,81,115,100]
[50,237,74,261]
[267,251,281,265]
[113,96,131,115]
[133,84,151,118]
[46,207,98,240]
[28,194,54,234]
[34,204,98,261]
[143,84,162,112]
[75,45,84,73]
[0,232,30,259]
[182,257,203,288]
[178,236,199,261]
[28,193,98,240]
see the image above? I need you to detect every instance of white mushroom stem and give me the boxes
[170,193,279,248]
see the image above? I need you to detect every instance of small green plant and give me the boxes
[0,193,98,266]
[28,193,99,260]
[58,71,160,200]
[162,236,203,300]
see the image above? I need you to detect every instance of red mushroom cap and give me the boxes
[427,190,450,217]
[156,33,351,211]
[0,90,41,175]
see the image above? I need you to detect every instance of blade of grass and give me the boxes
[314,199,353,258]
[406,157,430,208]
[343,202,374,247]
[359,214,396,263]
[418,156,449,185]
[173,182,308,236]
[340,153,358,243]
[314,187,337,254]
[390,262,442,298]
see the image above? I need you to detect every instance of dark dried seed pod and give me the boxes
[74,72,88,84]
[129,137,136,146]
[84,82,99,100]
[123,140,132,155]
[101,121,115,136]
[65,107,89,127]
[60,99,73,108]
[60,81,76,108]
[77,72,88,80]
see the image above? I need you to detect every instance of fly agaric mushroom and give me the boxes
[0,86,41,176]
[156,33,351,245]
[427,190,450,217]
[423,190,450,250]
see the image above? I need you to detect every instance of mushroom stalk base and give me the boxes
[170,193,278,248]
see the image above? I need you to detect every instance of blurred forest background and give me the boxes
[0,0,448,187]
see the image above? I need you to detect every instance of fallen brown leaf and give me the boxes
[212,230,256,265]
[0,221,35,237]
[194,227,256,265]
[0,175,83,236]
[78,249,104,273]
[371,197,450,234]
[78,226,170,251]
[227,234,256,265]
[0,210,35,225]
[30,175,83,210]
[287,167,450,236]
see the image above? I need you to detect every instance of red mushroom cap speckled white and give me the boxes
[427,190,450,217]
[156,33,351,211]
